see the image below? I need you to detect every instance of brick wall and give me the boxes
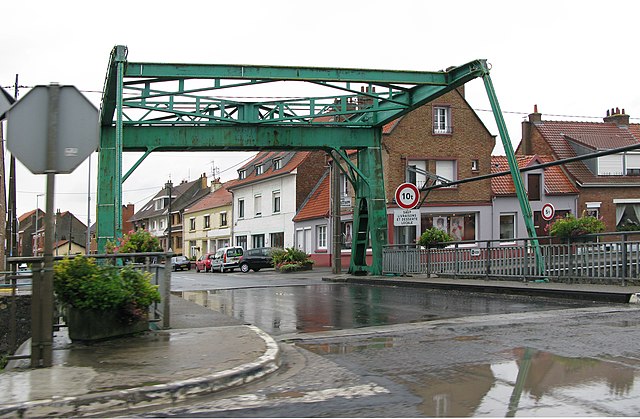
[383,89,495,205]
[296,151,327,210]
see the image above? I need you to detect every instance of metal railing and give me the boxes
[383,231,640,285]
[2,252,172,367]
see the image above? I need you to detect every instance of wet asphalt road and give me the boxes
[143,270,640,417]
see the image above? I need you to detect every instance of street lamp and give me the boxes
[34,193,45,256]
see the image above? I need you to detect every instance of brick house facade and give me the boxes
[518,106,640,233]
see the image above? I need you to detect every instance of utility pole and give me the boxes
[165,180,172,253]
[331,157,342,274]
[6,75,18,260]
[0,123,6,271]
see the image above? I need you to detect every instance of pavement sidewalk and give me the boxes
[0,295,280,418]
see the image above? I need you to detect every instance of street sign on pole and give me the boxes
[395,183,420,209]
[0,86,15,118]
[5,85,98,174]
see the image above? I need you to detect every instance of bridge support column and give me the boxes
[350,140,387,276]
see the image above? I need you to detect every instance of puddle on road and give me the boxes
[392,347,640,417]
[178,283,597,336]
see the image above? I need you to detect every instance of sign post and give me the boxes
[4,84,98,367]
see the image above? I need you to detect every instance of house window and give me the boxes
[238,199,245,218]
[500,214,516,241]
[273,158,282,170]
[528,174,541,201]
[433,106,451,134]
[435,160,456,187]
[407,160,427,188]
[239,169,246,180]
[341,221,353,249]
[189,240,197,258]
[159,219,165,230]
[151,220,156,230]
[254,194,262,217]
[471,159,479,172]
[424,213,477,241]
[317,225,327,249]
[204,215,210,229]
[270,232,284,248]
[273,190,281,213]
[236,235,247,250]
[615,200,640,229]
[598,155,624,176]
[256,164,264,175]
[189,217,196,231]
[252,234,265,248]
[586,202,601,218]
[154,199,164,210]
[220,212,227,227]
[340,174,349,196]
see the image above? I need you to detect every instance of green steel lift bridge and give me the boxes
[98,45,542,276]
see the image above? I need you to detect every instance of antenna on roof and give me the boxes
[209,160,220,179]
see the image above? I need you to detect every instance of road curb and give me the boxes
[0,326,280,418]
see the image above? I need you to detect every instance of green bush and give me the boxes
[418,228,454,248]
[105,229,163,254]
[547,213,605,238]
[54,256,161,323]
[271,247,313,271]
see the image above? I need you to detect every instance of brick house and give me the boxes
[517,106,640,232]
[88,204,134,254]
[228,151,326,251]
[17,209,44,256]
[294,88,497,266]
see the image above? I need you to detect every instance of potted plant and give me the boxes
[53,255,161,342]
[105,228,163,263]
[271,247,314,272]
[546,213,605,241]
[418,227,454,249]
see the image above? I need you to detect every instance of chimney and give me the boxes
[521,105,542,154]
[210,178,222,192]
[603,106,630,126]
[200,172,208,189]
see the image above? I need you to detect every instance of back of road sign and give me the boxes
[5,85,98,174]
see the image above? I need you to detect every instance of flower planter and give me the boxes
[66,308,149,342]
[275,262,313,273]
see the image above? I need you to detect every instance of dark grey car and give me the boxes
[238,247,276,273]
[171,256,191,271]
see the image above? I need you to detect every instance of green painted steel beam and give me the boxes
[123,62,465,85]
[483,74,545,278]
[102,126,378,151]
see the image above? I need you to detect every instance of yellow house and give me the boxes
[183,181,234,259]
[53,240,86,256]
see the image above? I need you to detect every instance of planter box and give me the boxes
[67,308,149,342]
[276,262,313,273]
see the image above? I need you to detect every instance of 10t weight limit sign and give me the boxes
[395,183,420,209]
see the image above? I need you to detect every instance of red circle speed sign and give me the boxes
[395,183,420,209]
[541,203,555,221]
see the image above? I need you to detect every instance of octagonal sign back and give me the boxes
[6,85,98,174]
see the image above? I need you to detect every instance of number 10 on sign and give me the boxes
[395,183,420,209]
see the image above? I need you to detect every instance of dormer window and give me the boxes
[273,158,282,170]
[239,169,246,180]
[256,164,264,175]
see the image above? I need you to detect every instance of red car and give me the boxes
[195,252,215,272]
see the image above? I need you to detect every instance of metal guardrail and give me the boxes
[2,252,172,366]
[383,232,640,285]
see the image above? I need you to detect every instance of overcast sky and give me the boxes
[2,0,640,225]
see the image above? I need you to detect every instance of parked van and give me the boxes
[210,246,244,273]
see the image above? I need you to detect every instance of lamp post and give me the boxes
[165,180,173,253]
[34,193,45,256]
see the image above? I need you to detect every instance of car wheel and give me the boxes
[240,263,250,273]
[196,266,200,273]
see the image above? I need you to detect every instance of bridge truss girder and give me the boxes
[98,45,540,276]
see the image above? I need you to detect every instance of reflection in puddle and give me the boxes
[178,284,594,335]
[397,348,639,417]
[298,337,395,355]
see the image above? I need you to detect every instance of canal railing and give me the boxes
[383,232,640,285]
[1,252,172,366]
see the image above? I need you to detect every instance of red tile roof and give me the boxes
[534,120,640,184]
[491,155,578,196]
[293,171,330,222]
[183,182,234,214]
[228,151,312,189]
